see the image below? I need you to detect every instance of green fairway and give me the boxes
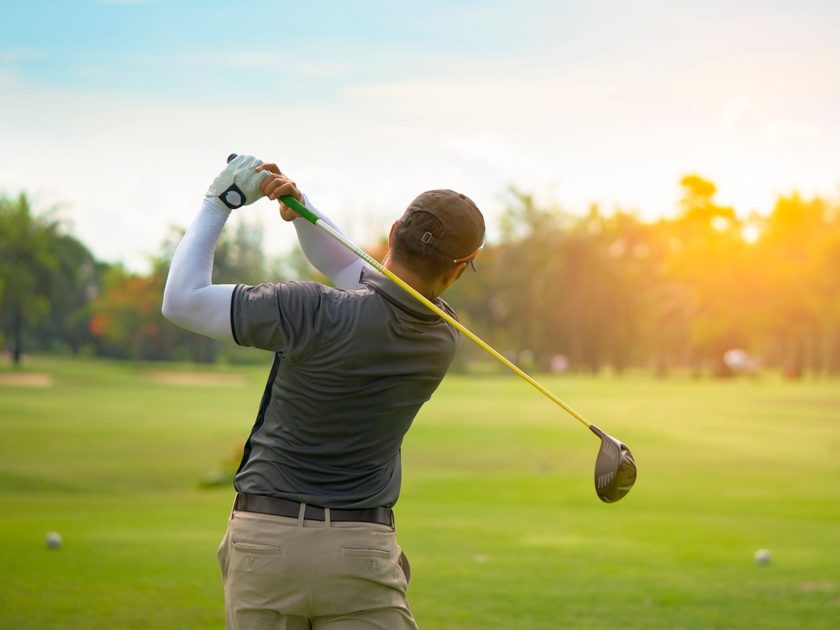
[0,356,838,629]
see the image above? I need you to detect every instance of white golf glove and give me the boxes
[206,154,270,210]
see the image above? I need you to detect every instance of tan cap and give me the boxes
[397,189,485,262]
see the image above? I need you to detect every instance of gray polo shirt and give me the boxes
[229,268,459,509]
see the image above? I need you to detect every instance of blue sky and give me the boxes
[2,0,839,270]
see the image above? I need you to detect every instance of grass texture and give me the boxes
[0,356,837,628]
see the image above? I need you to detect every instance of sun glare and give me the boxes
[711,216,731,232]
[741,224,761,244]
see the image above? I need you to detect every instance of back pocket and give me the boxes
[341,547,391,558]
[232,539,284,555]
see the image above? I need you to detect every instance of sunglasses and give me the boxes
[452,240,485,271]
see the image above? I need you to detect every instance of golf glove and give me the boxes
[207,154,269,210]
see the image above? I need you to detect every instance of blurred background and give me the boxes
[1,2,838,629]
[1,0,838,375]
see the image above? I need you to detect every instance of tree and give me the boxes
[0,193,59,364]
[88,264,189,360]
[757,193,839,375]
[144,216,323,362]
[658,174,752,374]
[41,232,99,355]
[4,177,837,375]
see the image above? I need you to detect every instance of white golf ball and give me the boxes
[754,548,771,565]
[46,531,62,550]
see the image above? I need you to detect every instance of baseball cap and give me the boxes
[396,189,486,268]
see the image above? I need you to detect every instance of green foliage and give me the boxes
[447,177,840,375]
[0,193,104,363]
[88,265,177,360]
[3,176,839,372]
[0,194,56,359]
[215,218,267,285]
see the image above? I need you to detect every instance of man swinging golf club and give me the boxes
[162,154,485,629]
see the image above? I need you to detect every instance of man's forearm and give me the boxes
[161,198,236,340]
[292,197,368,290]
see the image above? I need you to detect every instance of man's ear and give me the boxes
[388,222,397,246]
[442,261,468,287]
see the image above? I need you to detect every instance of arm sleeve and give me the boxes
[292,196,370,290]
[161,198,236,341]
[230,281,325,357]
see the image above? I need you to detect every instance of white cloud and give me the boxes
[1,44,838,273]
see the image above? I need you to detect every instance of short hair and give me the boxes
[390,212,457,281]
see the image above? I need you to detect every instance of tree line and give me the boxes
[2,175,838,376]
[0,195,306,366]
[444,176,840,377]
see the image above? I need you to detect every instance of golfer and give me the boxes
[162,155,485,629]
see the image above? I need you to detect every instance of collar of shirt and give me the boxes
[358,267,449,322]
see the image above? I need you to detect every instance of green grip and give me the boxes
[279,195,320,225]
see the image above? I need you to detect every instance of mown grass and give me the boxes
[0,356,838,628]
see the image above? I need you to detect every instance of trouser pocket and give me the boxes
[217,526,230,583]
[398,549,411,585]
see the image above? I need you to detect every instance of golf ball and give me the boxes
[46,531,62,550]
[754,548,771,565]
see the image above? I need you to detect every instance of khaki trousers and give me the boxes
[217,507,418,629]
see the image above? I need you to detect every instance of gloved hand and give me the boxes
[206,154,270,210]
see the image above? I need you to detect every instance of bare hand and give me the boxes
[256,163,303,221]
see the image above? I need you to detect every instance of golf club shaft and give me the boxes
[279,194,593,430]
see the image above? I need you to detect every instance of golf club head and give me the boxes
[590,425,637,503]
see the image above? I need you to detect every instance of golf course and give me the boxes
[0,355,837,629]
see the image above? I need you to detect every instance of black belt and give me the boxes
[234,493,394,527]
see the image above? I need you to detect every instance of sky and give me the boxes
[1,0,839,272]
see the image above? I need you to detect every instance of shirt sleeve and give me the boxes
[230,281,326,358]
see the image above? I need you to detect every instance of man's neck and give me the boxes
[382,255,439,300]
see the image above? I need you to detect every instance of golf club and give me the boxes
[227,153,637,502]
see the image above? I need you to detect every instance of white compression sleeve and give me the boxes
[161,198,236,341]
[292,196,370,290]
